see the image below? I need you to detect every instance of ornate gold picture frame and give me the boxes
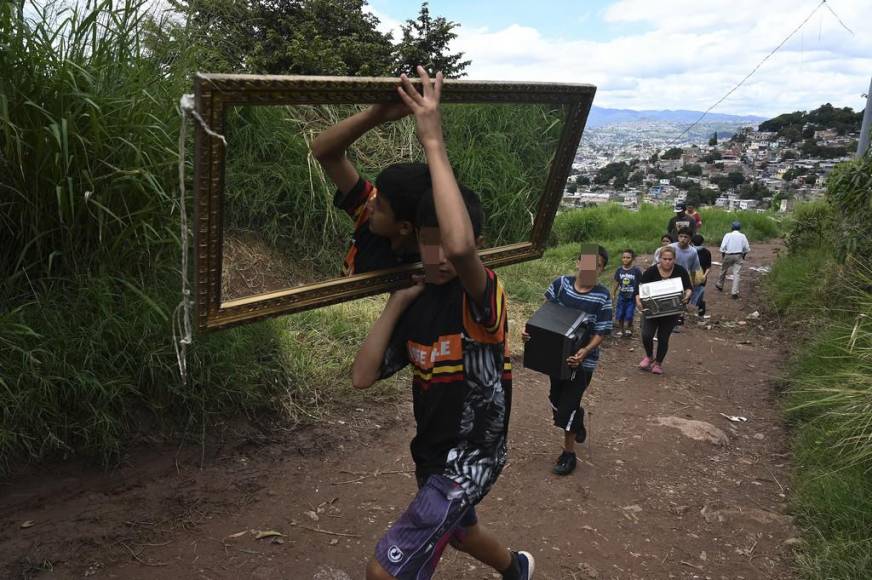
[193,73,596,332]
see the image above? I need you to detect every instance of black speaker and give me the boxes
[523,301,592,380]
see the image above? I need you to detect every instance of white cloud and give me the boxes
[451,0,872,116]
[364,4,405,43]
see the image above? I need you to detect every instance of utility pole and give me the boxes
[858,76,872,158]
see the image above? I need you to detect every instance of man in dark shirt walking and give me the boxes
[667,201,697,238]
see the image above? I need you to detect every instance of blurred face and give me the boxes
[621,252,634,266]
[418,227,456,284]
[678,233,691,247]
[660,236,672,247]
[576,250,604,286]
[659,252,675,270]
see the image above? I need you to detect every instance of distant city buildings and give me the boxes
[564,119,858,213]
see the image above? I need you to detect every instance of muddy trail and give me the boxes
[0,243,798,579]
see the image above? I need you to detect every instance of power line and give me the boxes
[823,0,855,36]
[667,0,850,146]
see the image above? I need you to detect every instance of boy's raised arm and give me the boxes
[397,67,488,304]
[311,104,410,195]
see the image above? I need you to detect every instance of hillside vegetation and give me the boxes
[764,149,872,579]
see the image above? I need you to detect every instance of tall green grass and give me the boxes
[552,203,781,252]
[0,1,406,472]
[765,234,872,577]
[0,0,179,289]
[222,102,564,280]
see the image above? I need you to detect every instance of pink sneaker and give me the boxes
[639,356,652,370]
[651,363,663,375]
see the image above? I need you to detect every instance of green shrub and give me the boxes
[784,201,835,255]
[826,151,872,262]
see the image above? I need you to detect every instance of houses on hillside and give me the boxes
[564,123,858,212]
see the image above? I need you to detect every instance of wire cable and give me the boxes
[667,0,851,146]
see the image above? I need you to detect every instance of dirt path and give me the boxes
[0,243,798,579]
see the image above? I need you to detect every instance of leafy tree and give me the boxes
[708,132,717,146]
[738,181,772,200]
[685,186,719,207]
[684,163,702,177]
[566,183,577,193]
[759,104,862,144]
[594,161,630,186]
[727,171,745,188]
[628,171,644,186]
[394,2,470,78]
[613,174,629,190]
[730,130,747,143]
[702,149,721,164]
[781,150,797,161]
[649,152,659,163]
[157,0,395,76]
[660,147,683,160]
[575,175,591,186]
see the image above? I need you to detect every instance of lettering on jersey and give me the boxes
[406,335,464,387]
[407,335,462,368]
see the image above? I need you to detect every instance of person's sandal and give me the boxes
[651,363,663,375]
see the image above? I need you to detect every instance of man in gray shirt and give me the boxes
[670,228,701,276]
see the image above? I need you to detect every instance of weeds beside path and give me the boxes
[0,243,800,579]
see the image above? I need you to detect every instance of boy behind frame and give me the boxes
[352,68,534,580]
[311,102,426,275]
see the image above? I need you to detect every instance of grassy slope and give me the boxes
[765,250,872,579]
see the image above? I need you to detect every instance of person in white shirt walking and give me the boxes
[716,221,751,298]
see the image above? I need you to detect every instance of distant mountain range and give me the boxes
[586,106,766,129]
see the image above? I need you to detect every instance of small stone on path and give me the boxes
[654,416,730,446]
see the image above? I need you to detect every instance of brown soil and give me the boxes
[0,243,798,579]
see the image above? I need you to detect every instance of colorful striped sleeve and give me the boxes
[332,178,373,224]
[463,269,507,344]
[544,277,561,303]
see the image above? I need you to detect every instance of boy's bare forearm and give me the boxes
[311,107,387,193]
[423,142,477,259]
[351,296,407,389]
[311,107,383,160]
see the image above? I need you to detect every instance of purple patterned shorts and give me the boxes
[374,474,478,579]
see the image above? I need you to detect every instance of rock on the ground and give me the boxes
[654,416,730,446]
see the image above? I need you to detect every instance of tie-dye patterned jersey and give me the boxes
[379,269,512,505]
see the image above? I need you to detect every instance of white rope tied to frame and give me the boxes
[174,94,227,386]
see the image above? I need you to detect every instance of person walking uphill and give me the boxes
[351,67,534,580]
[667,201,697,238]
[716,221,750,299]
[636,246,693,375]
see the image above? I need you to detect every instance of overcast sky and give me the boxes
[368,0,872,117]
